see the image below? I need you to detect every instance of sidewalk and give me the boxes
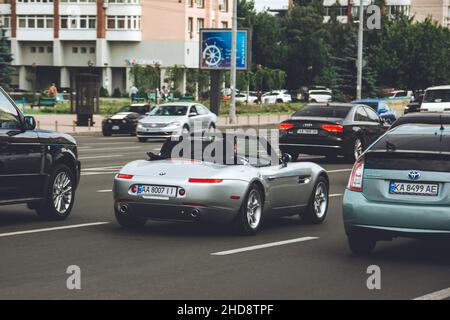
[31,113,292,135]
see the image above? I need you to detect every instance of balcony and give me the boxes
[60,3,97,16]
[16,29,53,41]
[106,3,141,16]
[16,3,53,15]
[59,29,97,41]
[0,3,11,15]
[106,30,142,42]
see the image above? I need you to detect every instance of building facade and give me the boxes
[0,0,232,93]
[411,0,450,27]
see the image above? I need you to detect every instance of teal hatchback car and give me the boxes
[343,124,450,254]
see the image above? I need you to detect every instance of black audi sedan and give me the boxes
[0,88,80,220]
[102,104,152,136]
[390,112,450,130]
[279,103,388,161]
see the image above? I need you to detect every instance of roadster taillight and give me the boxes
[188,178,223,183]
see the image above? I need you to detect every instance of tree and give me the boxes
[0,29,13,90]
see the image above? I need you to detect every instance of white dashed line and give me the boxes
[414,288,450,300]
[211,237,319,256]
[0,222,109,238]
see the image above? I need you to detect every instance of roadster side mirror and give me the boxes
[281,153,292,168]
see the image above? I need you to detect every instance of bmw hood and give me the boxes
[139,116,186,124]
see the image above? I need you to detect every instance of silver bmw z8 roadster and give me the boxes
[113,134,330,235]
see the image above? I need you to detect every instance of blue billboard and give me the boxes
[200,29,250,71]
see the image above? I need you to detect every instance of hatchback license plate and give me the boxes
[138,185,178,198]
[389,181,439,196]
[297,129,318,135]
[112,126,120,130]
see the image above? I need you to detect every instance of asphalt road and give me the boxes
[0,134,449,300]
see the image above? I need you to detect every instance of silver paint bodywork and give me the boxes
[113,158,328,223]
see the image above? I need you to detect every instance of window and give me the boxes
[60,15,96,29]
[197,0,204,8]
[188,17,193,34]
[221,21,228,29]
[0,90,21,130]
[220,0,228,12]
[80,47,87,54]
[30,46,36,53]
[38,47,44,53]
[293,105,351,118]
[0,15,10,29]
[17,15,53,29]
[188,0,194,8]
[107,16,141,30]
[47,46,53,53]
[72,47,78,54]
[355,107,369,122]
[89,47,95,54]
[365,107,380,123]
[197,18,204,33]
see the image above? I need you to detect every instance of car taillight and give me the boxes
[188,178,223,183]
[279,123,294,131]
[117,174,134,179]
[322,124,344,133]
[347,158,365,192]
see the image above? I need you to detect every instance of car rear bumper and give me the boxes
[103,123,136,134]
[279,135,348,156]
[343,190,450,238]
[113,177,249,224]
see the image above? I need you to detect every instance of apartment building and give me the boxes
[0,0,232,93]
[411,0,450,27]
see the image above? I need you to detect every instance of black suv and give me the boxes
[0,88,80,220]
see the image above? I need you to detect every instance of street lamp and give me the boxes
[356,0,364,100]
[229,0,238,124]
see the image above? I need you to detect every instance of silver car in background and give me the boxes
[136,103,217,142]
[113,134,330,235]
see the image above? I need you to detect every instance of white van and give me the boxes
[420,85,450,112]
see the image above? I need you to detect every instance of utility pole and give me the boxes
[229,0,238,124]
[356,0,364,100]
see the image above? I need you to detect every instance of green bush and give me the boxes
[112,88,122,98]
[100,87,109,97]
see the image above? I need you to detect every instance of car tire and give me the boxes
[35,164,75,221]
[346,137,364,162]
[102,129,112,137]
[138,137,148,142]
[347,235,376,255]
[208,123,216,133]
[115,210,147,230]
[182,125,190,135]
[233,185,264,235]
[300,176,329,224]
[289,151,300,161]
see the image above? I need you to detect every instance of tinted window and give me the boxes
[355,107,369,121]
[150,105,188,116]
[424,89,450,103]
[365,107,380,122]
[293,106,351,118]
[196,105,208,115]
[119,105,149,114]
[0,92,21,130]
[361,102,379,111]
[371,133,450,153]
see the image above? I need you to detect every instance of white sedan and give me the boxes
[262,91,292,104]
[235,93,259,104]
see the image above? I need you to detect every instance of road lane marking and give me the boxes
[414,288,450,300]
[79,146,143,153]
[211,237,319,256]
[0,222,109,238]
[97,189,113,193]
[327,169,353,173]
[330,194,344,198]
[79,155,123,160]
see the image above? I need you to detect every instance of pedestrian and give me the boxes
[130,85,138,102]
[162,86,170,102]
[48,83,58,98]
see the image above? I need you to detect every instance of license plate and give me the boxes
[137,185,178,198]
[112,126,120,130]
[297,129,318,135]
[389,181,439,196]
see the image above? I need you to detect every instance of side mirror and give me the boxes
[281,153,292,167]
[23,116,36,131]
[189,112,198,117]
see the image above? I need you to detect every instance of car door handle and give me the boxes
[267,176,277,181]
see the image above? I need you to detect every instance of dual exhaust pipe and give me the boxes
[118,203,200,219]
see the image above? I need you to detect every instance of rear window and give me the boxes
[371,133,450,153]
[423,89,450,103]
[293,106,351,118]
[365,152,450,172]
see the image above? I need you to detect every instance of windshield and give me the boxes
[158,136,278,167]
[423,89,450,103]
[150,105,188,116]
[293,105,351,118]
[119,105,148,114]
